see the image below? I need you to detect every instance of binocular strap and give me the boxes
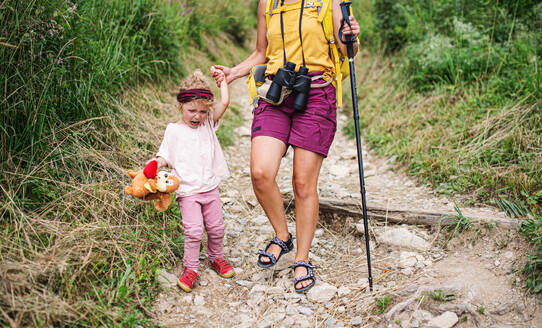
[255,76,332,107]
[310,75,332,88]
[257,78,293,106]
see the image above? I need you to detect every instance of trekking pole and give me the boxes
[339,1,373,292]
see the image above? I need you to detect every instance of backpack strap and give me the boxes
[317,0,345,107]
[317,0,328,22]
[261,0,347,108]
[267,0,323,17]
[330,37,344,107]
[265,0,278,29]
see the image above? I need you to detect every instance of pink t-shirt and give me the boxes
[156,115,229,197]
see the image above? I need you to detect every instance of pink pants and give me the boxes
[177,187,224,272]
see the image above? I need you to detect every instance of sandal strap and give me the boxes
[270,235,292,252]
[293,261,315,283]
[292,261,316,293]
[294,274,315,285]
[257,250,277,264]
[292,261,315,270]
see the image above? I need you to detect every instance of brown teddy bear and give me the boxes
[124,160,180,211]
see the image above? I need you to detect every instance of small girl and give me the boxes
[148,69,234,292]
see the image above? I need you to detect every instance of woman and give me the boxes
[212,0,360,293]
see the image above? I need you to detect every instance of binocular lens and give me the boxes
[266,62,297,103]
[293,67,311,111]
[266,62,311,112]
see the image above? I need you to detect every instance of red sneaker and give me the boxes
[210,258,235,278]
[177,268,198,292]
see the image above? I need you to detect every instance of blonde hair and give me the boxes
[177,69,214,111]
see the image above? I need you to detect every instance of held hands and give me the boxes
[210,66,230,122]
[211,65,233,87]
[341,15,360,40]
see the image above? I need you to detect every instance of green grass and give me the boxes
[442,205,474,240]
[345,0,541,209]
[427,289,456,302]
[0,0,254,325]
[519,215,542,296]
[375,295,393,314]
[343,67,541,208]
[1,0,256,163]
[345,0,541,299]
[217,102,245,148]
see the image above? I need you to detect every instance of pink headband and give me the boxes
[177,88,214,103]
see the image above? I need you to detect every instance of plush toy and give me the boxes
[124,160,180,211]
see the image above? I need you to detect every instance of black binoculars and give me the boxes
[266,62,311,111]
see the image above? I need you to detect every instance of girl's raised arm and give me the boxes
[211,67,230,123]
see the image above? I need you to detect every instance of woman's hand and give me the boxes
[333,0,360,57]
[210,66,225,82]
[211,65,234,86]
[341,15,360,40]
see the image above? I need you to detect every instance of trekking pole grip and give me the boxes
[338,1,355,58]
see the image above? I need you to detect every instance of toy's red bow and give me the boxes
[143,160,158,179]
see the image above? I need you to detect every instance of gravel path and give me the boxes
[153,79,541,328]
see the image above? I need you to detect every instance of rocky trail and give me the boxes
[153,79,542,328]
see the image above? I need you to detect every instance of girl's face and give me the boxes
[181,101,209,129]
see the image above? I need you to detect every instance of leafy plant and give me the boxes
[493,197,530,218]
[427,289,456,302]
[375,295,393,314]
[401,18,504,91]
[442,205,473,239]
[373,0,409,51]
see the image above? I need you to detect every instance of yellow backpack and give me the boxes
[247,0,355,108]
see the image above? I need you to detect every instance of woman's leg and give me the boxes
[292,146,324,289]
[251,135,289,263]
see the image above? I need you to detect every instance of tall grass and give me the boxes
[2,0,182,162]
[519,214,542,295]
[343,0,541,297]
[1,0,255,325]
[345,0,541,208]
[1,0,256,164]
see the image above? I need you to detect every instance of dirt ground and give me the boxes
[152,79,542,328]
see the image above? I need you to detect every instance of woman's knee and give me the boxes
[292,174,317,200]
[251,165,274,189]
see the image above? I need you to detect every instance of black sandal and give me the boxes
[257,233,294,268]
[293,261,316,293]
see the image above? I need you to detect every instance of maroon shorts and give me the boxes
[251,79,337,157]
